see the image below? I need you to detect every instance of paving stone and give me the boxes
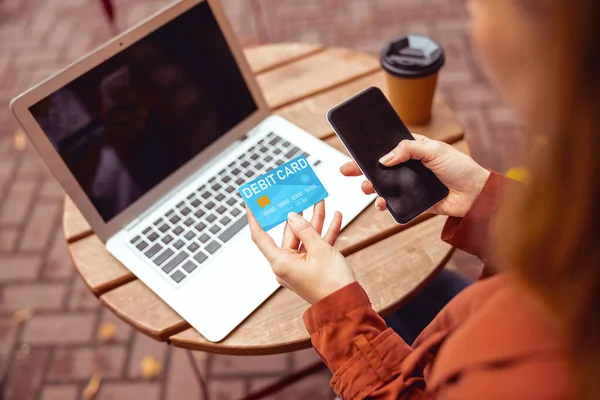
[3,348,50,400]
[208,378,246,400]
[42,227,73,280]
[0,180,36,226]
[212,353,289,375]
[21,313,96,345]
[0,282,68,312]
[95,382,161,400]
[0,227,18,253]
[19,199,62,252]
[47,345,127,381]
[39,385,79,400]
[0,255,43,282]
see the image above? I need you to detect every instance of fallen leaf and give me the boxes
[83,373,102,400]
[506,167,529,182]
[140,355,163,379]
[13,307,33,324]
[13,129,27,151]
[97,322,118,342]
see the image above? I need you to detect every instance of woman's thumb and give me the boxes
[287,212,322,250]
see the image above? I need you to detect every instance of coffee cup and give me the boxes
[380,35,445,125]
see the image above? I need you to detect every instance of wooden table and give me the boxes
[63,43,466,357]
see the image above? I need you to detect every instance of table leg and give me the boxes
[186,350,210,400]
[186,350,327,400]
[239,361,326,400]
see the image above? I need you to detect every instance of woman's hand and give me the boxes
[340,134,490,218]
[247,201,355,304]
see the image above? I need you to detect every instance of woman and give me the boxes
[247,0,600,398]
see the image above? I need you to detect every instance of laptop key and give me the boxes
[256,162,264,170]
[181,207,191,216]
[275,160,284,166]
[191,199,201,207]
[227,184,237,192]
[162,251,188,273]
[173,240,185,250]
[211,183,221,191]
[187,193,195,200]
[136,241,148,251]
[206,201,215,210]
[188,242,200,252]
[194,222,207,232]
[194,251,208,264]
[241,160,250,168]
[274,148,282,155]
[206,214,216,223]
[162,235,174,244]
[158,224,169,233]
[230,208,241,217]
[220,216,231,225]
[130,235,141,244]
[226,198,236,206]
[169,216,181,224]
[147,232,159,242]
[302,151,310,158]
[154,218,163,226]
[265,155,273,162]
[201,192,211,199]
[284,148,299,158]
[199,233,210,243]
[216,206,227,214]
[184,231,196,240]
[244,170,253,178]
[170,270,186,283]
[209,225,221,234]
[145,243,162,258]
[222,176,231,183]
[172,226,184,235]
[142,227,152,235]
[314,160,322,166]
[215,193,225,202]
[232,168,241,176]
[250,154,259,160]
[205,241,221,254]
[182,260,197,273]
[154,248,174,266]
[184,218,194,227]
[176,201,185,208]
[165,209,174,217]
[219,215,248,243]
[194,209,205,219]
[269,136,281,145]
[260,146,268,152]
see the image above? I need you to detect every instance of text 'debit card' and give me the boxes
[238,156,328,231]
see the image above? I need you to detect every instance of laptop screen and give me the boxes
[29,1,257,222]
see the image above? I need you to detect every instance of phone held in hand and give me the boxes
[327,87,448,224]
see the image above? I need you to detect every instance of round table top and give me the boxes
[63,43,466,355]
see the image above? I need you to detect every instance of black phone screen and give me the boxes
[327,87,448,224]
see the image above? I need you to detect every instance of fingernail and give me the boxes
[375,202,382,211]
[288,212,300,222]
[379,152,394,164]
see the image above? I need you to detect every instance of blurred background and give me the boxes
[0,0,523,399]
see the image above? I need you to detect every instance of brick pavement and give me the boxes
[0,0,524,399]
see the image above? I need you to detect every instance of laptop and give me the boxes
[10,0,373,342]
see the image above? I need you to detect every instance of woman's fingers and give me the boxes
[374,197,386,211]
[246,206,280,261]
[323,211,343,246]
[310,201,326,235]
[281,211,302,249]
[378,136,444,167]
[361,180,375,195]
[286,212,325,251]
[340,161,363,176]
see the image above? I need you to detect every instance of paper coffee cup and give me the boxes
[381,35,445,125]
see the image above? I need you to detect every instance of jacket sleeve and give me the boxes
[303,282,451,400]
[441,171,513,267]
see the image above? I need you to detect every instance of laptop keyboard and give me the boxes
[128,132,317,286]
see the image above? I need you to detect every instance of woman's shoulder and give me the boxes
[427,274,569,398]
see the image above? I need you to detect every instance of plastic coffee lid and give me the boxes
[381,35,445,78]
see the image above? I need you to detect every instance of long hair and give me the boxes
[499,1,600,398]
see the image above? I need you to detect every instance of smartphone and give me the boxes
[327,86,449,224]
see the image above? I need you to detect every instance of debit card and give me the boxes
[238,155,328,231]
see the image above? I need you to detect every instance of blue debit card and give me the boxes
[238,155,328,231]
